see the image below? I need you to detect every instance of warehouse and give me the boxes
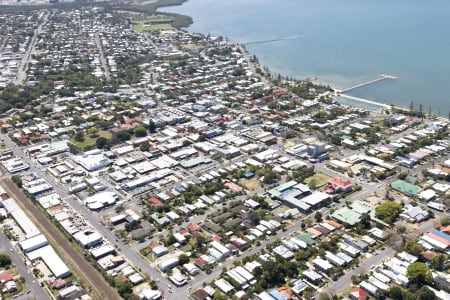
[19,234,48,253]
[27,245,71,278]
[3,199,40,239]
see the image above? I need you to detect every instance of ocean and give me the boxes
[160,0,450,115]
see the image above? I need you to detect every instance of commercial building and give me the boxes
[19,234,48,253]
[73,229,103,249]
[27,245,71,278]
[72,149,112,172]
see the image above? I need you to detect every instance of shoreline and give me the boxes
[153,0,399,113]
[157,0,446,117]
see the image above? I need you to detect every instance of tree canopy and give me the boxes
[404,240,424,257]
[0,253,11,267]
[407,262,433,285]
[375,200,402,224]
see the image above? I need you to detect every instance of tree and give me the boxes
[73,130,85,142]
[140,142,150,152]
[375,201,402,224]
[178,254,189,265]
[309,178,318,189]
[115,130,131,142]
[431,254,446,270]
[95,136,108,149]
[314,211,322,222]
[212,290,228,300]
[397,172,408,180]
[360,212,371,229]
[116,280,133,297]
[148,120,156,133]
[404,240,424,257]
[440,217,450,226]
[389,286,403,300]
[407,262,433,285]
[11,175,22,187]
[133,125,147,137]
[87,127,99,137]
[248,210,262,225]
[417,286,436,300]
[0,253,11,267]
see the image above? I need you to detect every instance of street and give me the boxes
[0,230,50,300]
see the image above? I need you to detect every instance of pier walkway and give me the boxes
[332,74,397,109]
[337,74,396,93]
[241,35,300,46]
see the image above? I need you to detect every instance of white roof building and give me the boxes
[72,150,111,172]
[19,234,48,253]
[27,245,71,278]
[73,229,102,249]
[215,278,234,294]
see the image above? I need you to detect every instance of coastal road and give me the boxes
[238,44,270,88]
[0,179,121,300]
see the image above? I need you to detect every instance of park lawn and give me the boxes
[69,130,112,151]
[304,172,332,188]
[133,16,174,32]
[239,178,261,191]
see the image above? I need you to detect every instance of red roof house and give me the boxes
[349,287,369,300]
[187,223,201,235]
[327,178,353,193]
[148,197,164,207]
[0,271,13,282]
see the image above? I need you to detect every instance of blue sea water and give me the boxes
[160,0,450,114]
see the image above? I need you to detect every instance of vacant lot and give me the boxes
[239,178,261,191]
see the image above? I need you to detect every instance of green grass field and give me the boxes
[69,130,112,151]
[304,172,332,188]
[133,16,174,32]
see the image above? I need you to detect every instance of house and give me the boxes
[0,271,13,282]
[187,223,202,235]
[5,281,17,292]
[400,205,429,223]
[327,178,353,193]
[148,197,164,207]
[192,289,209,300]
[195,257,209,270]
[349,287,369,300]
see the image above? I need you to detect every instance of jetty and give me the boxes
[332,74,397,110]
[241,35,300,46]
[336,74,397,93]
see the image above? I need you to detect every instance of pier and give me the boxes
[332,74,397,110]
[337,74,397,93]
[241,35,300,46]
